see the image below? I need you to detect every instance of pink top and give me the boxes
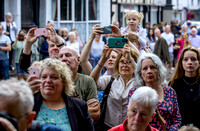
[177,40,184,59]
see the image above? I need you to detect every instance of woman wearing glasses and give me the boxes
[90,44,140,130]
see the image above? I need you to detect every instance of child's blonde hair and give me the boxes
[124,10,144,22]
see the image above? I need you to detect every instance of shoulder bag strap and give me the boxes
[103,77,115,96]
[156,106,166,131]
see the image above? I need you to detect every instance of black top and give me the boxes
[33,92,95,131]
[172,76,200,128]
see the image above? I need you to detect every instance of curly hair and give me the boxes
[40,58,75,96]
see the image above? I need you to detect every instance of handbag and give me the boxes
[94,77,115,131]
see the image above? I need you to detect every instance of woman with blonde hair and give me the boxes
[90,44,139,130]
[177,32,191,59]
[32,58,94,131]
[169,46,200,128]
[121,10,147,53]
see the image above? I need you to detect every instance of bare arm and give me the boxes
[23,27,39,55]
[0,43,11,51]
[80,24,103,75]
[90,44,112,83]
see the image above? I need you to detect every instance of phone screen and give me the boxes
[99,26,112,34]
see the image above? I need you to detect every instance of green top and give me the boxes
[74,73,98,101]
[35,104,72,131]
[12,40,26,63]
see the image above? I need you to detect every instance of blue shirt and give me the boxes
[0,34,11,60]
[36,104,72,131]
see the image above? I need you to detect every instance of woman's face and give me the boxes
[63,31,68,37]
[104,51,118,69]
[149,29,153,36]
[68,34,75,42]
[126,15,140,28]
[118,56,134,77]
[40,68,64,97]
[141,58,158,85]
[182,50,199,76]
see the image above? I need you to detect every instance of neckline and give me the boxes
[183,76,198,86]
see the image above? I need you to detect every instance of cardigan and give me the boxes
[33,92,95,131]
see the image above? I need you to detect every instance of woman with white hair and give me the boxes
[0,12,18,70]
[128,53,182,130]
[109,86,159,131]
[66,31,80,55]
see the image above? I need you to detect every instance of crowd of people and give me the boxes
[0,10,200,131]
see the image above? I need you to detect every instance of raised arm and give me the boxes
[80,24,103,75]
[90,44,112,83]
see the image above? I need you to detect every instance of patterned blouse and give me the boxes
[35,104,72,131]
[128,86,182,131]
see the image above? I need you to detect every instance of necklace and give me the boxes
[183,78,198,85]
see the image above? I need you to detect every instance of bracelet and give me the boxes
[97,62,103,67]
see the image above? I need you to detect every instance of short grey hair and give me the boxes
[191,27,197,33]
[134,53,167,86]
[63,28,68,33]
[5,12,13,18]
[128,86,158,115]
[68,31,76,38]
[0,79,34,114]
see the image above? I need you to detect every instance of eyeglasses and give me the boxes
[119,60,132,66]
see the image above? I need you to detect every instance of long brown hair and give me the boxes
[169,46,200,87]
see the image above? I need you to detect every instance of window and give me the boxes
[89,0,100,20]
[52,0,57,21]
[75,0,86,21]
[60,0,72,20]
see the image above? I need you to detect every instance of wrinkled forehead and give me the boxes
[59,47,77,56]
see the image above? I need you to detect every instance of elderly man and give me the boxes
[108,86,158,131]
[59,46,100,120]
[0,79,62,131]
[189,28,200,49]
[154,28,170,67]
[161,25,175,73]
[0,24,11,79]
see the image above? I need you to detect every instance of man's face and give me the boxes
[48,42,60,58]
[191,29,197,37]
[127,102,153,131]
[165,25,170,34]
[154,29,160,37]
[59,47,80,71]
[0,26,3,36]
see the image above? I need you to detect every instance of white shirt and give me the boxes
[0,21,17,42]
[97,75,135,127]
[90,40,104,57]
[161,32,174,53]
[66,41,80,55]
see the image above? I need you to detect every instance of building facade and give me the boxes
[111,0,172,28]
[1,0,111,42]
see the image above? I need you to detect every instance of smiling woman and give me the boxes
[128,53,182,131]
[33,58,94,131]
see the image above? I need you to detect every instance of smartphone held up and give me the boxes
[99,26,112,34]
[34,28,48,36]
[29,67,39,78]
[108,38,127,48]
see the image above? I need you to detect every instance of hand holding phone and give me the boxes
[108,38,127,48]
[29,68,39,78]
[99,26,112,34]
[34,28,48,36]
